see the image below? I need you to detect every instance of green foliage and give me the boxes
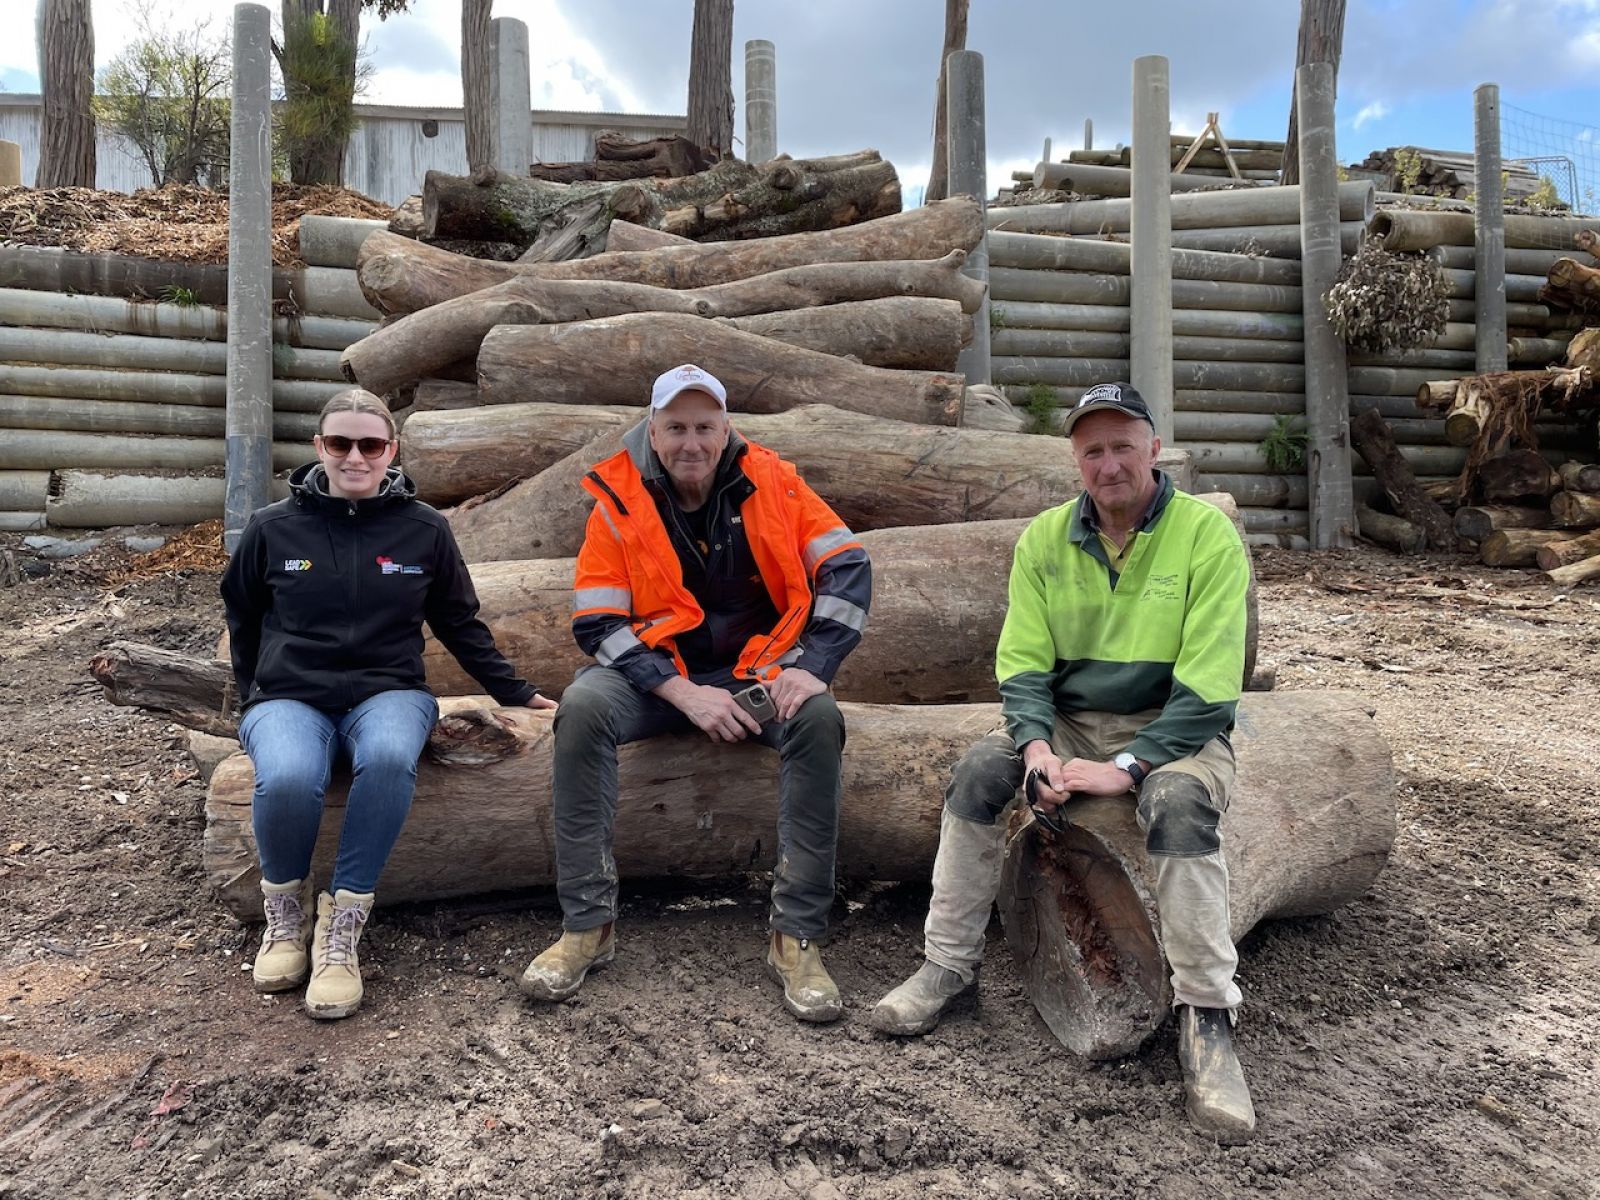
[989,305,1007,330]
[1526,176,1562,210]
[159,285,200,308]
[1392,147,1424,194]
[1020,383,1059,435]
[1259,415,1308,473]
[94,15,230,187]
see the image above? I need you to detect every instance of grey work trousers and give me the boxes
[550,664,845,939]
[928,707,1243,1012]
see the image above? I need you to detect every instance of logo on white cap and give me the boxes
[1078,383,1122,407]
[650,363,728,411]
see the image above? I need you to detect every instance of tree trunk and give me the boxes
[475,313,966,426]
[1544,258,1600,314]
[1535,528,1600,569]
[718,297,970,371]
[1557,460,1600,492]
[1349,407,1458,550]
[34,0,96,189]
[342,251,984,395]
[1546,552,1600,587]
[528,135,713,183]
[1356,503,1424,553]
[1565,327,1600,372]
[423,155,901,256]
[201,688,1389,1064]
[1444,383,1489,447]
[1476,449,1560,502]
[279,0,358,185]
[1453,504,1553,541]
[442,403,1195,563]
[461,0,495,176]
[355,198,985,315]
[685,0,734,159]
[604,221,696,251]
[1415,380,1458,411]
[1280,0,1347,187]
[1551,489,1600,527]
[89,642,238,737]
[412,379,479,411]
[418,506,1255,704]
[998,689,1392,1060]
[925,0,969,204]
[1478,528,1564,567]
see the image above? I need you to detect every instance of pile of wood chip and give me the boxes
[107,520,228,585]
[0,184,392,268]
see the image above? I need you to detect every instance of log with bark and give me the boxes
[1477,450,1560,502]
[1350,408,1458,550]
[89,642,238,737]
[423,151,901,258]
[1453,505,1553,541]
[525,133,713,183]
[419,504,1257,705]
[353,198,984,315]
[1566,328,1600,374]
[441,403,1196,562]
[1551,490,1600,527]
[475,313,966,426]
[341,252,984,395]
[1478,528,1566,567]
[1558,461,1600,493]
[1546,553,1600,586]
[1356,504,1425,553]
[604,222,696,251]
[1543,257,1600,314]
[412,379,480,411]
[1535,527,1600,570]
[201,691,1390,1059]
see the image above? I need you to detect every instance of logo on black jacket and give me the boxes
[375,555,424,576]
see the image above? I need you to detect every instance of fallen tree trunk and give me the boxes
[202,691,1391,1064]
[442,403,1195,561]
[997,691,1394,1059]
[420,505,1256,704]
[1558,461,1600,493]
[412,379,479,411]
[1477,450,1561,502]
[88,642,238,736]
[1546,552,1600,587]
[718,297,970,371]
[525,133,712,183]
[341,252,984,394]
[1551,489,1600,527]
[1356,504,1425,553]
[425,152,901,253]
[1479,528,1564,567]
[603,222,696,251]
[1535,528,1600,569]
[476,313,966,426]
[1350,408,1458,550]
[353,198,984,314]
[1453,504,1553,541]
[1543,257,1600,314]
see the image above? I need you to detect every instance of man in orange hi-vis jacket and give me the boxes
[519,364,873,1023]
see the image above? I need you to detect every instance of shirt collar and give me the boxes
[1069,470,1174,544]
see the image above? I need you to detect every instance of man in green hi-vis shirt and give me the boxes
[871,381,1256,1143]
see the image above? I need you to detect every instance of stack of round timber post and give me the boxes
[0,227,382,530]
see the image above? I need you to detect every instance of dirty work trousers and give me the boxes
[550,665,845,939]
[924,707,1242,1012]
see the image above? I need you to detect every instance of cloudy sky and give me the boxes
[5,0,1598,203]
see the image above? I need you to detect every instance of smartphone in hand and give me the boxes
[732,682,778,726]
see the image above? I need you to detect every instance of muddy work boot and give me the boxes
[252,877,315,993]
[1177,1004,1256,1143]
[869,960,977,1036]
[519,923,615,1002]
[766,932,843,1023]
[304,889,374,1020]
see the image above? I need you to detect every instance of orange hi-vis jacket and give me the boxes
[573,422,869,684]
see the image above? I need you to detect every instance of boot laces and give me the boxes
[262,892,305,948]
[323,903,368,967]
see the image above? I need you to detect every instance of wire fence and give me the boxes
[1502,101,1600,216]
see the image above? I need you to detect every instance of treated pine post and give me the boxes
[1474,83,1508,373]
[491,18,532,177]
[1296,62,1354,549]
[946,50,990,389]
[743,39,777,164]
[224,2,273,553]
[1130,55,1173,439]
[1083,118,1093,151]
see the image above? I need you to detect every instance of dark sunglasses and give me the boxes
[320,434,393,458]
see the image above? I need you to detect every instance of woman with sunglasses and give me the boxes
[221,388,556,1020]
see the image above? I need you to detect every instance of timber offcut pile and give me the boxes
[1349,146,1548,206]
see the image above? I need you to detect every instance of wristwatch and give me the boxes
[1113,752,1147,789]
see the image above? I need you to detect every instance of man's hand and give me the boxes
[1020,740,1070,809]
[655,676,762,742]
[1058,756,1136,797]
[767,667,827,721]
[524,693,558,710]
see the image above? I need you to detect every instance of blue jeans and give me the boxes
[238,689,439,895]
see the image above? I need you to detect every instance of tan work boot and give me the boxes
[304,889,374,1020]
[519,923,615,1002]
[1177,1004,1257,1143]
[870,960,977,1036]
[766,932,842,1023]
[252,877,315,993]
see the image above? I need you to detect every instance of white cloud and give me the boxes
[1352,100,1390,130]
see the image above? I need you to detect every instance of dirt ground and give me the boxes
[0,532,1596,1200]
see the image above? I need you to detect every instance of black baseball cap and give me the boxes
[1060,381,1155,435]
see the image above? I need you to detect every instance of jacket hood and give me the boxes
[288,462,415,513]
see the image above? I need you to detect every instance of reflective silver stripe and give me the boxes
[775,646,804,666]
[811,594,868,632]
[596,504,622,541]
[574,586,632,613]
[595,625,644,665]
[803,526,855,572]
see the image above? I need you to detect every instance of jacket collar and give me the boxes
[1068,469,1175,547]
[620,417,750,503]
[288,462,414,516]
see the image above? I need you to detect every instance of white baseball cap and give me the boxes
[650,363,728,411]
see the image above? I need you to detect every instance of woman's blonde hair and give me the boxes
[317,388,396,438]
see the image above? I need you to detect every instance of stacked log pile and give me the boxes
[1004,134,1287,202]
[0,235,378,531]
[1351,146,1546,204]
